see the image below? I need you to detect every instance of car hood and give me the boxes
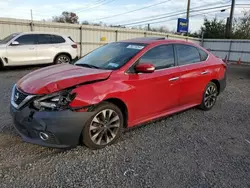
[17,64,112,94]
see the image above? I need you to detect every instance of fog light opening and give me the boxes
[39,132,49,141]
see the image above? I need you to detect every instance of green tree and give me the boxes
[82,20,89,25]
[200,17,226,39]
[52,11,79,24]
[233,11,250,39]
[187,31,201,38]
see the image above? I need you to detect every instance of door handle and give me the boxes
[201,71,209,75]
[169,77,179,81]
[29,48,35,50]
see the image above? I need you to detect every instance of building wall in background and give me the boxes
[202,39,250,63]
[0,17,199,57]
[1,17,250,64]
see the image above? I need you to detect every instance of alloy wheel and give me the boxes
[57,56,70,64]
[204,84,218,108]
[89,109,121,146]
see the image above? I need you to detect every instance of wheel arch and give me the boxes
[210,79,220,95]
[103,98,128,128]
[0,58,3,68]
[53,52,72,63]
[79,98,128,147]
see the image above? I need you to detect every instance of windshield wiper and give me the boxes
[75,64,100,69]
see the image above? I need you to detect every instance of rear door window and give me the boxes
[38,34,52,44]
[175,44,201,66]
[197,48,208,61]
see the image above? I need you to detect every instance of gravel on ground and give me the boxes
[0,64,249,188]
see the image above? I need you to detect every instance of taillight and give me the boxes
[71,44,78,48]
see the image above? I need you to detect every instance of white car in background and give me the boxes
[0,32,78,67]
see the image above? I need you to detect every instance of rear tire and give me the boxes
[82,102,124,149]
[54,54,71,64]
[199,82,218,111]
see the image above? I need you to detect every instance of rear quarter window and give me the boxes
[197,48,208,61]
[52,35,65,43]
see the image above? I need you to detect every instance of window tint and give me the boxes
[52,35,65,43]
[176,44,200,65]
[138,45,175,69]
[197,48,208,61]
[38,34,52,44]
[15,35,37,45]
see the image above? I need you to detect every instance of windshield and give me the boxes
[0,33,19,44]
[75,42,147,70]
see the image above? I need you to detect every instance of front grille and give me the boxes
[14,87,28,105]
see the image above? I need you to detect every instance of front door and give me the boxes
[125,44,181,123]
[7,34,37,65]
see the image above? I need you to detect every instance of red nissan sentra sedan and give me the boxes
[10,37,227,149]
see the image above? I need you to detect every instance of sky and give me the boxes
[0,0,250,32]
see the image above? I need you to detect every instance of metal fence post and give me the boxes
[80,26,83,57]
[115,30,118,41]
[30,22,34,31]
[228,40,232,62]
[201,32,204,47]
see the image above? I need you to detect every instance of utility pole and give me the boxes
[186,0,191,21]
[186,0,191,36]
[227,0,235,38]
[147,24,150,31]
[30,9,33,22]
[30,9,34,31]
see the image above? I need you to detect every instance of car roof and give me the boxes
[120,37,199,46]
[18,31,68,37]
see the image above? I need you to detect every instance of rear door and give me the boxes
[6,34,37,65]
[175,44,211,106]
[126,44,181,122]
[36,34,65,64]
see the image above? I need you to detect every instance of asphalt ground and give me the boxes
[0,64,249,188]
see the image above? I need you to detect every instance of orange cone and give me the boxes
[237,58,241,65]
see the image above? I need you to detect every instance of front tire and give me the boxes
[54,54,71,64]
[82,102,124,149]
[199,82,218,111]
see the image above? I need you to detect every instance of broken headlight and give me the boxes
[32,90,76,111]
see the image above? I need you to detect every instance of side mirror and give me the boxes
[135,63,155,73]
[11,41,19,46]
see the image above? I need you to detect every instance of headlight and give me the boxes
[33,90,76,111]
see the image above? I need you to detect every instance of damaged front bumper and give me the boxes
[10,105,94,148]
